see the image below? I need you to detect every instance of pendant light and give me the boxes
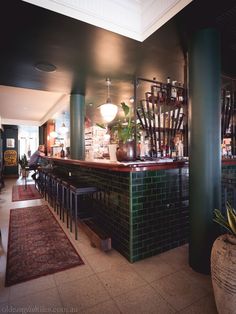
[99,78,118,123]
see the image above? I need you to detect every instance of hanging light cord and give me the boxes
[106,78,111,103]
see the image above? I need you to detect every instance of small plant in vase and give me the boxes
[211,202,236,314]
[111,102,136,161]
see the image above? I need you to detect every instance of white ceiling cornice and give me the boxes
[2,118,41,126]
[141,0,193,41]
[23,0,192,41]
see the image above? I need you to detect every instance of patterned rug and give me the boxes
[12,184,42,201]
[5,205,84,286]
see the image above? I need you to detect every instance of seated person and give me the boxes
[29,145,45,179]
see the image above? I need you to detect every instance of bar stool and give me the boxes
[55,176,63,218]
[36,167,46,195]
[38,168,52,199]
[69,182,97,240]
[45,172,54,203]
[51,174,58,211]
[61,179,71,227]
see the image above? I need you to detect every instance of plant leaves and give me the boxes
[213,205,236,236]
[96,123,106,129]
[121,102,130,117]
[227,205,236,235]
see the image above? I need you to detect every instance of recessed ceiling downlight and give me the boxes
[35,62,57,72]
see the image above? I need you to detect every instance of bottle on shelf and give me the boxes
[177,83,184,103]
[171,81,177,101]
[166,77,171,102]
[60,144,65,158]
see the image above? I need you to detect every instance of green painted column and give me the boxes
[189,28,221,274]
[70,94,85,160]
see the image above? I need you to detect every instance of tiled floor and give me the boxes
[0,178,218,313]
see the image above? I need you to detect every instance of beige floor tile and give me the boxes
[58,274,111,311]
[53,263,94,285]
[85,249,128,273]
[183,267,213,293]
[9,275,56,300]
[80,299,121,314]
[160,245,189,271]
[130,254,176,283]
[151,269,209,311]
[0,256,9,304]
[8,288,63,314]
[0,302,9,313]
[0,229,8,253]
[0,286,9,304]
[97,263,147,297]
[114,284,176,314]
[179,293,217,314]
[75,240,102,256]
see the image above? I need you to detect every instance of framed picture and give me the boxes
[6,138,15,148]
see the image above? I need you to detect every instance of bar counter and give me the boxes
[43,156,189,262]
[42,156,236,262]
[43,156,187,172]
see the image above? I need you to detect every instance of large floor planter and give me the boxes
[211,234,236,314]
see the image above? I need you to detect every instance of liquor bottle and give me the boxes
[60,146,65,158]
[166,77,171,102]
[151,77,159,103]
[177,83,184,103]
[171,81,177,100]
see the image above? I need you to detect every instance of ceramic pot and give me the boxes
[116,140,135,161]
[211,234,236,314]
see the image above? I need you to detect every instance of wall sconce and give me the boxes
[99,78,118,123]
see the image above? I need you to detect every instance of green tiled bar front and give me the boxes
[52,161,189,262]
[51,160,236,263]
[222,164,236,211]
[54,164,132,260]
[130,167,189,262]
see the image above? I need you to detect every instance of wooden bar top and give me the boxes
[43,156,187,172]
[222,159,236,166]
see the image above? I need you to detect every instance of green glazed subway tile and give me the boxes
[151,177,161,183]
[132,186,137,192]
[133,179,143,185]
[132,204,143,211]
[143,178,152,184]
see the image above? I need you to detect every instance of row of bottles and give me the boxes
[139,133,184,159]
[151,77,185,104]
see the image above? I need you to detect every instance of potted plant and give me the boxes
[97,102,140,161]
[211,202,236,314]
[18,154,29,177]
[112,102,137,161]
